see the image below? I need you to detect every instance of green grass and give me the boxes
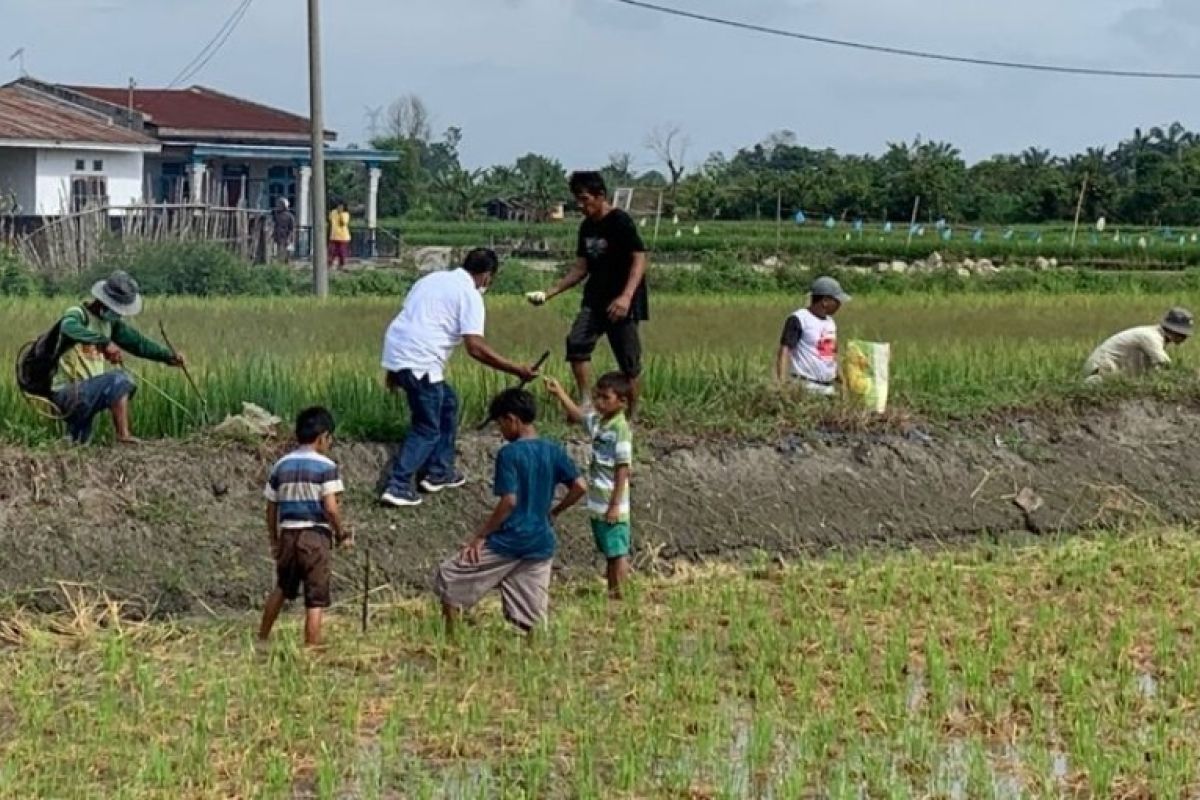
[3,292,1198,443]
[3,529,1200,797]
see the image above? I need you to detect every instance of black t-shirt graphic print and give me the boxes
[576,208,649,322]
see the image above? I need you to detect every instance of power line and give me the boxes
[170,0,254,88]
[606,0,1200,81]
[167,0,255,89]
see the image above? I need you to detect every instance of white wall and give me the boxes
[0,148,36,213]
[34,148,147,215]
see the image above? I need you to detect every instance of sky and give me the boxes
[6,0,1200,172]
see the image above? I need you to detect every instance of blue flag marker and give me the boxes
[941,228,953,241]
[824,216,836,229]
[936,218,947,231]
[794,210,807,225]
[972,229,983,243]
[853,219,864,232]
[883,221,893,233]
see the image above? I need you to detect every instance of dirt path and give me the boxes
[2,399,1196,614]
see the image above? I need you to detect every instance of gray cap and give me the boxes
[811,275,851,304]
[1162,307,1195,337]
[91,270,143,317]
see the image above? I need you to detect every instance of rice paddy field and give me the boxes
[2,290,1198,442]
[5,285,1200,797]
[4,530,1200,798]
[395,219,1200,267]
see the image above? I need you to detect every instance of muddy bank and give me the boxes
[1,400,1197,614]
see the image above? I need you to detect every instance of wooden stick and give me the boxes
[476,350,550,430]
[360,547,370,634]
[906,195,922,249]
[158,322,209,423]
[1070,174,1090,249]
[775,189,782,258]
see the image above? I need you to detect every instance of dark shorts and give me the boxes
[276,528,333,609]
[566,306,643,377]
[53,371,137,443]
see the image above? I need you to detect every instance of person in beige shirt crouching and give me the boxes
[1084,307,1194,383]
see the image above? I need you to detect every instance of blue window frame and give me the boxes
[158,162,188,203]
[267,165,297,211]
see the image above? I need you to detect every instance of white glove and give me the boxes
[525,291,547,306]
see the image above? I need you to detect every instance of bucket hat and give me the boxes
[1162,307,1195,337]
[91,270,143,317]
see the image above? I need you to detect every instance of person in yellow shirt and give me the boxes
[328,201,352,268]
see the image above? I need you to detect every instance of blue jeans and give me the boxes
[385,370,459,492]
[52,371,137,443]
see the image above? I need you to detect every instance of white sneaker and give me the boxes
[380,489,422,508]
[419,473,467,494]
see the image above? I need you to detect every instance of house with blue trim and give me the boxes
[2,77,397,253]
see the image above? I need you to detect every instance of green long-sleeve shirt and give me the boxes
[53,305,174,389]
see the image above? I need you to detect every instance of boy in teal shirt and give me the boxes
[545,372,634,598]
[434,388,586,634]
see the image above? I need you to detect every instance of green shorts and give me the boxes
[591,519,631,559]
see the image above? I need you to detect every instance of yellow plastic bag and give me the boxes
[844,340,891,414]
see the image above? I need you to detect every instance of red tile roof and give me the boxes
[67,85,327,138]
[0,85,157,147]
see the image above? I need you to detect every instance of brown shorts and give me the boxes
[276,528,332,609]
[433,546,552,631]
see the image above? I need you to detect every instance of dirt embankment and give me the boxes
[1,400,1197,614]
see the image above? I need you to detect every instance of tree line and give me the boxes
[332,96,1200,226]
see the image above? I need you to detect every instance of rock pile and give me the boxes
[863,252,1063,277]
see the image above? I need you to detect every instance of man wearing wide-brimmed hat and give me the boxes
[1084,307,1194,383]
[50,271,184,444]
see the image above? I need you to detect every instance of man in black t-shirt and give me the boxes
[527,171,648,415]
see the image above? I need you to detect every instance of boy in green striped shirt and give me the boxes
[545,372,633,598]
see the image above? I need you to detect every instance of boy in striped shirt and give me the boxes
[545,372,634,598]
[258,407,352,647]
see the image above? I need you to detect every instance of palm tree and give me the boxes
[1020,147,1054,170]
[433,166,487,221]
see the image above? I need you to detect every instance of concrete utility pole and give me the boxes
[307,0,329,297]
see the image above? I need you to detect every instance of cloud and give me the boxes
[6,0,1199,171]
[1116,0,1200,51]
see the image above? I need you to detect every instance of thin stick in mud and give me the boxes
[361,547,370,634]
[158,322,209,424]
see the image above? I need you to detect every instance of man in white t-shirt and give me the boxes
[1084,307,1194,384]
[380,248,538,508]
[774,275,851,396]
